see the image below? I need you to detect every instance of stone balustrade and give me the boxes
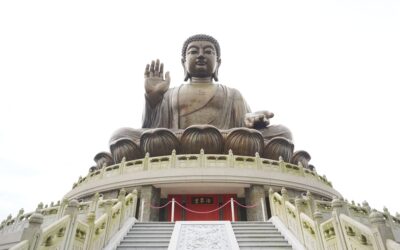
[269,188,400,250]
[0,189,138,250]
[73,152,332,190]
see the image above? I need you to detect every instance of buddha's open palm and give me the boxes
[144,59,170,96]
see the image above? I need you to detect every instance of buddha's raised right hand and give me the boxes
[144,59,171,107]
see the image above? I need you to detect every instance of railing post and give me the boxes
[118,188,127,229]
[57,198,68,220]
[369,210,394,248]
[103,200,113,247]
[261,197,266,222]
[294,197,306,245]
[63,199,79,250]
[13,208,24,231]
[383,207,396,235]
[131,189,138,218]
[171,198,175,222]
[200,148,205,167]
[20,213,43,250]
[279,157,286,172]
[313,209,326,250]
[228,149,234,167]
[268,188,276,216]
[281,187,289,225]
[119,157,126,175]
[255,152,262,169]
[143,152,150,170]
[331,198,348,250]
[90,193,100,213]
[85,212,96,250]
[298,162,305,176]
[171,149,176,168]
[231,198,235,222]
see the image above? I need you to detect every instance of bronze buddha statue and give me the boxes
[142,34,291,141]
[103,35,305,168]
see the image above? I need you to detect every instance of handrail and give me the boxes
[39,215,71,249]
[340,214,374,236]
[2,189,139,250]
[387,239,400,250]
[9,240,29,250]
[339,213,379,249]
[73,153,332,190]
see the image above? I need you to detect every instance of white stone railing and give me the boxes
[7,240,29,250]
[269,188,400,250]
[285,201,303,242]
[39,215,71,250]
[72,152,332,190]
[339,213,380,249]
[6,188,138,250]
[387,239,400,250]
[300,212,320,250]
[71,219,89,250]
[320,218,340,249]
[0,200,71,238]
[89,213,108,250]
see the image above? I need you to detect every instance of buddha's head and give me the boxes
[181,34,221,82]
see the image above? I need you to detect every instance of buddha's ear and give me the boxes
[182,58,190,81]
[213,58,221,82]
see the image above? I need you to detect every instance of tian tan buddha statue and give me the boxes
[95,34,313,171]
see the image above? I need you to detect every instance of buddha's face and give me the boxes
[183,40,220,79]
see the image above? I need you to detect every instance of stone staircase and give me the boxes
[117,221,293,250]
[232,221,293,249]
[117,222,174,250]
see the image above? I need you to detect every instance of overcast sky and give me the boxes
[1,0,399,220]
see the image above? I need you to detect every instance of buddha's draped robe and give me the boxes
[142,84,250,129]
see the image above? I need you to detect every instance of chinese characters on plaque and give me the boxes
[191,197,214,204]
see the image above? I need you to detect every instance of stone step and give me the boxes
[233,229,280,234]
[131,225,174,228]
[232,225,275,229]
[232,226,277,230]
[237,241,291,247]
[117,242,168,250]
[123,236,171,241]
[134,223,174,226]
[232,223,275,227]
[134,222,174,224]
[129,227,174,233]
[232,222,293,249]
[236,238,288,243]
[118,222,174,250]
[124,233,172,238]
[117,248,167,250]
[120,238,171,244]
[240,247,293,250]
[126,231,172,237]
[232,222,274,225]
[235,233,285,239]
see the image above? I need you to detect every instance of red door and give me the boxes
[167,194,237,221]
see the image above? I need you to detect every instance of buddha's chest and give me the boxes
[178,84,221,127]
[178,85,219,115]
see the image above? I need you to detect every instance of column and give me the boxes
[140,185,161,221]
[245,185,266,221]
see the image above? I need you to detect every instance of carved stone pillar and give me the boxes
[245,185,266,221]
[140,185,160,221]
[369,210,394,248]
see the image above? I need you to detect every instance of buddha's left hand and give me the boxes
[244,111,274,129]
